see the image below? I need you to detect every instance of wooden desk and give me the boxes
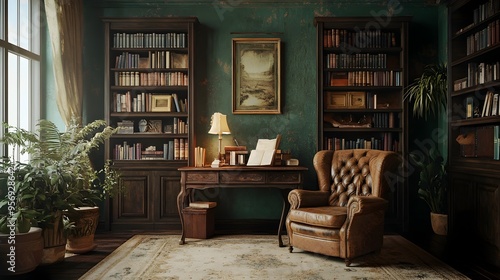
[177,166,307,247]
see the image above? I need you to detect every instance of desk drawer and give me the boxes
[267,172,302,184]
[220,172,265,184]
[185,172,218,184]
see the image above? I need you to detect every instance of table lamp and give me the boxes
[208,112,231,163]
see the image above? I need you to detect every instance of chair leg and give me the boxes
[289,246,293,253]
[345,258,351,267]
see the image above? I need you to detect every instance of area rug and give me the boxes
[80,234,469,279]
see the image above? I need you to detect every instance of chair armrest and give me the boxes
[347,196,388,217]
[288,189,330,209]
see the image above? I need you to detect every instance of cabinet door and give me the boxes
[112,170,153,227]
[155,170,181,228]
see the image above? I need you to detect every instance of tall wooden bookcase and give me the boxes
[103,17,198,230]
[447,0,500,267]
[314,17,410,231]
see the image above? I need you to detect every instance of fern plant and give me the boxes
[0,118,119,233]
[404,63,447,120]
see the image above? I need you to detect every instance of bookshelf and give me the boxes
[314,17,410,231]
[103,17,198,230]
[447,0,500,267]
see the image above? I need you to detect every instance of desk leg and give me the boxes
[278,189,292,247]
[177,174,189,245]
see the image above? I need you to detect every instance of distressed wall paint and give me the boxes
[79,0,442,221]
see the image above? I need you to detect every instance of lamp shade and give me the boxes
[208,112,231,135]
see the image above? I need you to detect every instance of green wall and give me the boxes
[76,0,443,223]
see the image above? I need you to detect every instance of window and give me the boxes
[0,0,41,162]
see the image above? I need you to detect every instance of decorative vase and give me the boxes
[430,212,448,236]
[0,227,44,275]
[41,211,66,265]
[65,206,99,254]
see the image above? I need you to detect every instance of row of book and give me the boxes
[372,112,396,128]
[325,53,388,69]
[324,133,400,152]
[466,19,499,55]
[113,32,187,49]
[114,71,188,87]
[114,139,188,160]
[480,91,500,117]
[473,0,499,25]
[116,118,188,134]
[114,51,188,69]
[323,29,397,49]
[454,61,500,91]
[327,71,402,87]
[113,92,187,113]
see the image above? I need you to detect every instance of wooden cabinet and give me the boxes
[103,17,198,230]
[447,0,500,267]
[314,17,410,231]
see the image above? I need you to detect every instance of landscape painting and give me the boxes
[232,38,281,114]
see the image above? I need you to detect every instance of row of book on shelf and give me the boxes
[114,139,188,160]
[326,71,402,87]
[114,71,188,87]
[454,61,500,91]
[323,29,397,49]
[480,91,500,117]
[326,53,388,69]
[466,19,500,56]
[324,133,400,152]
[113,92,187,113]
[117,118,188,134]
[473,0,500,26]
[114,51,188,69]
[113,32,187,49]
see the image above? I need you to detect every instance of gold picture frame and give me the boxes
[325,92,347,109]
[151,95,172,112]
[232,38,281,114]
[348,92,366,108]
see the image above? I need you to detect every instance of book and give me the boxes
[246,135,281,166]
[189,201,217,209]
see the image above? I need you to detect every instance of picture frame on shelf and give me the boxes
[147,120,163,133]
[325,92,347,109]
[151,95,172,112]
[348,92,366,108]
[232,38,281,114]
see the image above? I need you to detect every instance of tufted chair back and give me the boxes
[314,149,395,207]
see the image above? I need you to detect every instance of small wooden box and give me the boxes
[182,207,215,239]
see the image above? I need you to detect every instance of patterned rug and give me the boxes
[80,234,469,279]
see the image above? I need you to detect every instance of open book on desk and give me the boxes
[246,135,281,166]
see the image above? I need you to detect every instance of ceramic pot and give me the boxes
[430,212,448,236]
[41,211,66,265]
[0,227,44,275]
[65,206,99,254]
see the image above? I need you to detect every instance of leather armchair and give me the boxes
[286,149,400,266]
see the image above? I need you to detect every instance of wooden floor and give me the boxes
[5,230,500,280]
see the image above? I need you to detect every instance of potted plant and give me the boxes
[404,62,448,235]
[410,148,448,235]
[0,162,44,275]
[0,118,119,262]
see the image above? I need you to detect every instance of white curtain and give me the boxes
[45,0,83,126]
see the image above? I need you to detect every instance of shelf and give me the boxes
[453,12,500,39]
[323,127,402,132]
[325,68,403,72]
[324,47,403,53]
[323,86,402,91]
[324,108,401,113]
[111,47,188,52]
[111,133,188,139]
[110,86,187,91]
[110,68,188,72]
[451,80,500,97]
[450,115,500,127]
[110,112,188,117]
[450,44,500,67]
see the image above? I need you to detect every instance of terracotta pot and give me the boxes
[0,227,44,275]
[41,211,66,265]
[65,206,99,254]
[430,212,448,236]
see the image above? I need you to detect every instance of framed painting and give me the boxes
[232,38,281,114]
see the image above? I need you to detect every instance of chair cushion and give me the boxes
[288,206,347,228]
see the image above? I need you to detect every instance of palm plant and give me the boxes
[404,63,447,120]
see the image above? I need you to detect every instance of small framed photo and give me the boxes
[325,92,347,109]
[151,95,172,112]
[348,92,366,108]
